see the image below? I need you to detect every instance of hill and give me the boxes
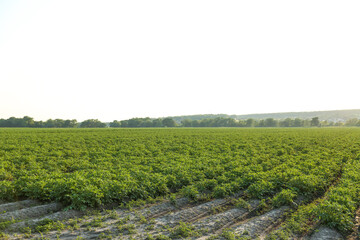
[170,109,360,123]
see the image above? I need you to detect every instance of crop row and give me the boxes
[0,128,359,234]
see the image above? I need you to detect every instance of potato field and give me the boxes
[0,128,359,239]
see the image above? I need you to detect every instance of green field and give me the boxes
[0,128,359,238]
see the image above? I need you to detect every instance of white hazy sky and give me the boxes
[0,1,359,121]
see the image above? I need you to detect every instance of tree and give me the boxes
[280,118,292,127]
[109,120,121,128]
[246,118,255,127]
[162,118,176,127]
[45,119,56,128]
[64,119,78,128]
[265,118,278,127]
[53,119,65,128]
[127,118,143,127]
[191,120,200,127]
[23,116,35,127]
[257,120,265,127]
[293,118,303,127]
[120,120,129,127]
[152,119,163,127]
[80,119,106,128]
[345,118,359,126]
[181,119,192,127]
[311,117,320,127]
[141,119,153,127]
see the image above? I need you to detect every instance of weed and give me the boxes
[145,224,155,231]
[35,219,65,233]
[170,222,200,238]
[117,224,136,235]
[106,209,119,219]
[235,198,251,210]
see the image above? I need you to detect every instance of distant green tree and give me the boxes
[23,116,35,127]
[191,120,200,127]
[141,119,153,127]
[109,120,121,127]
[162,118,176,127]
[80,119,106,128]
[293,118,303,127]
[120,120,129,127]
[152,119,163,127]
[265,118,278,127]
[45,119,55,128]
[181,119,192,127]
[311,117,320,127]
[280,118,292,127]
[53,119,65,128]
[345,118,359,126]
[257,120,265,127]
[64,119,78,128]
[246,118,255,127]
[127,118,144,127]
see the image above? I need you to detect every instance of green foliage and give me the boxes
[234,198,251,210]
[117,224,136,235]
[35,219,65,233]
[272,189,296,208]
[169,222,200,238]
[220,228,243,240]
[313,158,360,233]
[0,220,17,231]
[181,186,199,201]
[79,119,106,128]
[0,127,360,237]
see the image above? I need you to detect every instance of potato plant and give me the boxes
[0,128,359,234]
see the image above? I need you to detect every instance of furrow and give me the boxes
[309,226,344,240]
[7,209,81,231]
[0,200,39,213]
[232,206,290,239]
[112,197,190,223]
[0,203,63,222]
[138,197,190,219]
[193,200,260,234]
[113,199,230,240]
[155,198,229,227]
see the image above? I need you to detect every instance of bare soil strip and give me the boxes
[3,198,350,240]
[0,200,39,213]
[155,198,228,227]
[0,203,62,222]
[193,200,260,234]
[309,226,344,240]
[138,197,190,219]
[112,198,232,239]
[7,209,81,231]
[231,206,290,239]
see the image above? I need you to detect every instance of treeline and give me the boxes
[2,116,360,128]
[110,117,176,128]
[0,117,104,128]
[0,116,78,128]
[109,117,328,128]
[180,117,360,127]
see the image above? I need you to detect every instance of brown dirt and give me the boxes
[0,200,39,213]
[0,198,314,240]
[0,203,63,222]
[309,226,344,240]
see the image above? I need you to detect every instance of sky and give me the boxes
[0,0,359,122]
